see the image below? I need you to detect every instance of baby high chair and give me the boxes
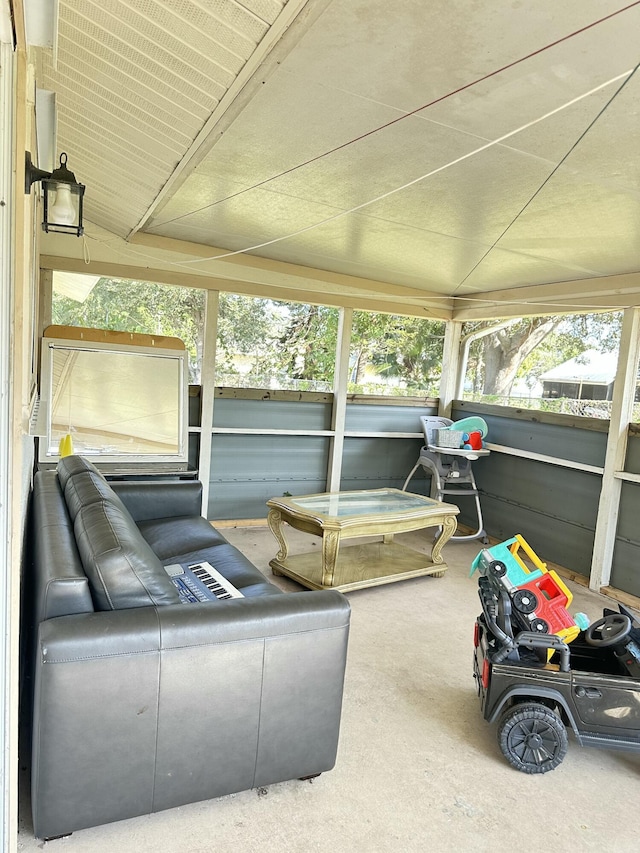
[402,415,489,543]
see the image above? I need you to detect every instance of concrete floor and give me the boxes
[17,527,640,852]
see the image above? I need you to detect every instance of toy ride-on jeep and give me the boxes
[472,541,640,773]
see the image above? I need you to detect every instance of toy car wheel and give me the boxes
[512,589,538,614]
[529,618,549,634]
[488,560,507,578]
[498,703,567,774]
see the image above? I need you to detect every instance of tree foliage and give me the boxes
[53,276,621,400]
[351,311,444,390]
[52,278,206,380]
[53,278,445,393]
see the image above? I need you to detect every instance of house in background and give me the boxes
[540,349,619,400]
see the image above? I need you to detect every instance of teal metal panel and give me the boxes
[188,391,200,427]
[188,434,199,470]
[610,481,640,595]
[610,542,640,598]
[624,434,640,474]
[473,492,595,580]
[462,452,600,577]
[340,437,428,494]
[614,481,640,544]
[345,403,437,432]
[208,434,329,519]
[213,397,331,430]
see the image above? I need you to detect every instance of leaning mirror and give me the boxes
[38,326,189,468]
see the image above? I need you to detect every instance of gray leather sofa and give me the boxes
[29,455,350,840]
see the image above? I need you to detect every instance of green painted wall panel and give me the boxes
[610,539,640,598]
[624,434,640,474]
[474,492,595,579]
[213,397,331,430]
[345,403,437,432]
[209,433,329,519]
[457,412,607,468]
[340,437,429,494]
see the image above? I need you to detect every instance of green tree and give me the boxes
[52,277,206,380]
[53,278,447,394]
[216,294,283,376]
[351,311,445,391]
[275,304,339,382]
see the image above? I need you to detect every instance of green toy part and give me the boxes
[447,416,488,438]
[574,612,590,631]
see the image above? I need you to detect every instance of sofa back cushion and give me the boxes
[74,500,180,610]
[63,470,127,521]
[57,455,106,490]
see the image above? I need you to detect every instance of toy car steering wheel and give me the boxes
[585,613,632,647]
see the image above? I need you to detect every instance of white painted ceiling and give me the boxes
[35,0,640,319]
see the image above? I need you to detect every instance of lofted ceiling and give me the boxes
[33,0,640,320]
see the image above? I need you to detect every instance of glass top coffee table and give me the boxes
[266,488,459,592]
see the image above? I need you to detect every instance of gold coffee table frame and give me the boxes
[266,488,459,592]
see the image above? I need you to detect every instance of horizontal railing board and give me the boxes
[453,399,609,433]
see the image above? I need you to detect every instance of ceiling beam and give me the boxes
[41,224,452,317]
[129,231,447,304]
[453,271,640,321]
[40,255,452,319]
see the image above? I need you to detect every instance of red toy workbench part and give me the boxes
[511,569,580,638]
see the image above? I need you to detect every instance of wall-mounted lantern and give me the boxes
[25,151,85,237]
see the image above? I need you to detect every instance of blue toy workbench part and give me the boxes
[470,534,546,587]
[448,416,488,438]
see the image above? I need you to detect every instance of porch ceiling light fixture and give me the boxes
[25,151,85,237]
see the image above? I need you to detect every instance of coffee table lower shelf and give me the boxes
[270,540,448,593]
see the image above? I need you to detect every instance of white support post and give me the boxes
[326,307,353,492]
[0,41,15,853]
[590,306,640,591]
[39,268,52,332]
[198,290,219,518]
[438,320,463,418]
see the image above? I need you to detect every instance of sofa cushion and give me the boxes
[57,455,106,490]
[63,470,128,521]
[137,516,228,561]
[74,500,180,610]
[164,542,281,597]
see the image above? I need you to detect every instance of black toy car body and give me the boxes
[474,574,640,773]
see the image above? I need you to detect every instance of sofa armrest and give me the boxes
[109,479,203,521]
[32,591,350,839]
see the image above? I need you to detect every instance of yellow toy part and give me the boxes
[58,433,74,457]
[507,534,548,577]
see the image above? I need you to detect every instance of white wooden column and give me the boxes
[326,307,353,492]
[438,320,463,418]
[198,290,219,518]
[0,40,15,853]
[590,306,640,591]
